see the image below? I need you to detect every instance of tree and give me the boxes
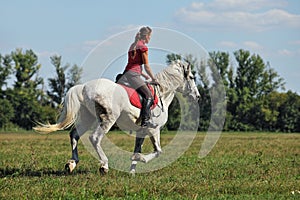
[11,49,43,90]
[47,55,68,105]
[258,62,285,96]
[47,55,83,106]
[208,51,231,87]
[0,54,13,129]
[166,53,181,65]
[67,64,83,89]
[277,91,300,132]
[166,96,181,130]
[0,98,14,129]
[202,50,287,131]
[231,49,285,131]
[0,54,12,94]
[5,49,54,129]
[206,52,231,131]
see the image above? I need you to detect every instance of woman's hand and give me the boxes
[142,73,150,80]
[150,78,160,86]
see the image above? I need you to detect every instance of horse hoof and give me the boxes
[99,167,109,175]
[65,160,77,173]
[129,169,136,176]
[131,153,146,163]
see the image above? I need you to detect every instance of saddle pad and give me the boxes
[119,84,158,109]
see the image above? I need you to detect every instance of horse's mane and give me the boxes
[155,62,183,92]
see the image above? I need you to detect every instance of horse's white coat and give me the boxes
[34,60,200,173]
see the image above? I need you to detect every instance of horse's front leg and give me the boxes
[129,129,162,173]
[131,130,147,162]
[65,128,80,173]
[139,130,162,163]
[130,130,147,174]
[149,130,162,154]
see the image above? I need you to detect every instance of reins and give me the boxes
[149,82,164,113]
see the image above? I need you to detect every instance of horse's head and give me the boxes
[176,60,200,101]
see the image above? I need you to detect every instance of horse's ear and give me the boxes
[181,59,190,70]
[187,62,191,72]
[183,61,191,76]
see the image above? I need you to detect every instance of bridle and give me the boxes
[181,62,196,96]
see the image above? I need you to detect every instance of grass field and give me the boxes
[0,131,299,199]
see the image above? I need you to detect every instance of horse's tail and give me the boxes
[34,85,84,134]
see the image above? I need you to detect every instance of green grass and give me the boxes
[0,131,299,199]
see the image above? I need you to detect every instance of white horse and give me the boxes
[34,60,200,174]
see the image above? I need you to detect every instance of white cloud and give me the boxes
[243,41,263,50]
[218,40,264,52]
[37,51,59,58]
[189,2,205,10]
[107,24,142,35]
[80,25,144,52]
[82,40,102,52]
[209,0,287,11]
[289,40,300,45]
[83,40,101,46]
[174,1,300,31]
[278,49,294,56]
[219,41,238,48]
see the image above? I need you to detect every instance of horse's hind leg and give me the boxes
[86,96,121,175]
[89,125,108,175]
[65,128,80,173]
[66,108,95,173]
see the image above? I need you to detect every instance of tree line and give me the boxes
[167,50,299,132]
[0,48,299,132]
[0,49,82,130]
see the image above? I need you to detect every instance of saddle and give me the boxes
[115,74,158,109]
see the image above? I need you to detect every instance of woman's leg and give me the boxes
[137,85,155,127]
[124,71,155,127]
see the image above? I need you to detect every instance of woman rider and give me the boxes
[123,26,158,127]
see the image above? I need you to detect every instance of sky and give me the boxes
[1,0,299,93]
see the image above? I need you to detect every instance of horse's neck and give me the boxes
[155,67,183,108]
[160,90,175,109]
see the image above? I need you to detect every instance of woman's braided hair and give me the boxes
[130,26,152,59]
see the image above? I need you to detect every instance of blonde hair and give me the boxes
[130,26,152,59]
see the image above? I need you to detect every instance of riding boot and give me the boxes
[141,98,157,128]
